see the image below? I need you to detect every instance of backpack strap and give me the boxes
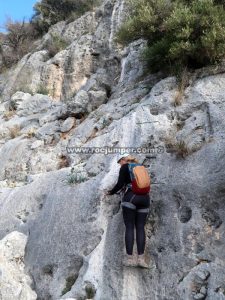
[127,163,133,190]
[127,163,132,180]
[127,162,137,181]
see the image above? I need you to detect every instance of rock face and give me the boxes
[1,0,225,299]
[0,231,37,300]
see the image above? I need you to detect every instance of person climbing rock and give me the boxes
[106,153,151,268]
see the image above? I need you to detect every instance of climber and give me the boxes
[106,152,151,268]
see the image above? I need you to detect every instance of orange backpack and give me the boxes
[127,163,151,194]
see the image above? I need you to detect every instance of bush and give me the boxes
[61,274,78,296]
[45,33,69,58]
[32,0,100,33]
[8,125,21,139]
[115,0,225,74]
[3,110,16,121]
[25,127,37,138]
[67,167,87,184]
[85,282,96,299]
[36,83,49,95]
[0,18,38,71]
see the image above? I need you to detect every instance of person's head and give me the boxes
[117,153,139,166]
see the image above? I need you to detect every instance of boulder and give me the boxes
[61,117,76,133]
[0,231,37,300]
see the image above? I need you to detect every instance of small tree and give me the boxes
[4,19,27,51]
[0,18,38,70]
[32,0,98,33]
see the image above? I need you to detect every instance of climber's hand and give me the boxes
[105,190,112,196]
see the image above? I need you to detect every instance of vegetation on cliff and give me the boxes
[116,0,225,74]
[32,0,100,34]
[0,0,100,72]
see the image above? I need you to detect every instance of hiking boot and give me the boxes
[137,254,150,269]
[123,254,137,267]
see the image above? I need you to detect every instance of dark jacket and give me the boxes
[108,163,131,195]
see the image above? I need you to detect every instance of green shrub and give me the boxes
[36,83,49,95]
[45,33,69,58]
[32,0,100,33]
[116,0,225,74]
[67,167,87,184]
[17,85,34,95]
[85,282,96,299]
[8,99,18,111]
[61,274,78,295]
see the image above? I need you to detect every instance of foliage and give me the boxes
[25,127,37,138]
[32,0,99,33]
[8,125,21,139]
[0,18,38,71]
[85,282,96,299]
[61,274,78,295]
[67,167,87,184]
[0,1,101,71]
[2,110,16,121]
[36,83,49,95]
[175,140,189,158]
[45,33,69,58]
[115,0,225,74]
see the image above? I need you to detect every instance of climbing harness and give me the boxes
[119,186,150,213]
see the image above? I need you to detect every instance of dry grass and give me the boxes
[174,68,190,107]
[61,132,69,140]
[26,128,37,138]
[174,140,189,158]
[164,135,189,158]
[36,84,49,95]
[8,125,21,139]
[46,33,69,58]
[3,110,16,121]
[7,180,17,188]
[175,119,185,131]
[163,134,177,152]
[174,89,184,107]
[58,154,70,169]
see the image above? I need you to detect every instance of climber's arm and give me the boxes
[107,165,127,195]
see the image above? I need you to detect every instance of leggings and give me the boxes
[122,206,149,255]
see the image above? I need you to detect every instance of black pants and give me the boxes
[122,190,150,255]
